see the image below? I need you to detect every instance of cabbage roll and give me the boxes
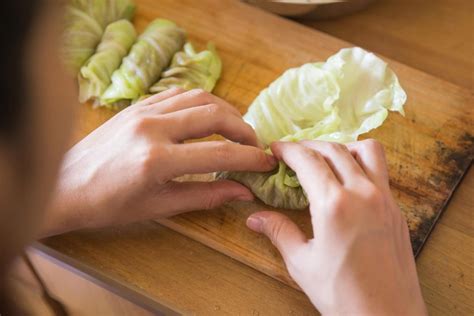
[61,6,104,73]
[78,20,136,103]
[70,0,135,28]
[62,0,136,73]
[149,42,221,93]
[220,47,407,209]
[219,161,308,210]
[100,19,185,106]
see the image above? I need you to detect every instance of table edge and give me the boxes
[30,242,182,316]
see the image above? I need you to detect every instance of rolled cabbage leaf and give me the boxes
[61,6,104,73]
[100,19,185,107]
[221,47,407,209]
[149,42,222,93]
[78,20,136,103]
[62,0,136,74]
[70,0,135,28]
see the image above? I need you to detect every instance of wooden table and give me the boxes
[36,0,473,314]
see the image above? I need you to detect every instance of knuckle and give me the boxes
[155,181,178,198]
[168,87,185,94]
[252,148,268,166]
[141,146,173,184]
[131,116,155,135]
[240,122,255,140]
[327,141,346,152]
[205,103,224,117]
[202,194,219,210]
[363,184,385,206]
[361,138,383,152]
[202,183,224,209]
[266,218,285,246]
[296,145,318,159]
[327,190,349,216]
[213,143,233,162]
[189,88,210,101]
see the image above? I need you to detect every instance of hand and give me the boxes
[41,88,277,237]
[246,140,427,315]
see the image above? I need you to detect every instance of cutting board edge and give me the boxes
[414,160,473,257]
[155,218,301,290]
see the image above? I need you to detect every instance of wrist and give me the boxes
[38,154,93,237]
[308,279,427,316]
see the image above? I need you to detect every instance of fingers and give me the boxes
[270,141,340,204]
[346,139,390,191]
[147,89,242,117]
[166,141,277,178]
[163,103,259,146]
[299,140,367,187]
[136,87,186,106]
[156,180,254,217]
[246,211,307,262]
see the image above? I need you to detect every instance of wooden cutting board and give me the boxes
[75,0,474,289]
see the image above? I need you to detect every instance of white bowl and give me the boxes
[243,0,374,19]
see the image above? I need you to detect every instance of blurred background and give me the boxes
[244,0,473,90]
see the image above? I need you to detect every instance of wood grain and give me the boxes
[9,251,155,316]
[301,0,474,90]
[75,0,473,289]
[40,223,317,315]
[38,0,473,314]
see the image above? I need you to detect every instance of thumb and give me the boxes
[247,211,307,261]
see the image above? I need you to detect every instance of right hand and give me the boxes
[246,140,427,315]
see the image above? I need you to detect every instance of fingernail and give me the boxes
[266,154,277,166]
[246,216,263,232]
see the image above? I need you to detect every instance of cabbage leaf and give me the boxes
[149,42,222,93]
[62,0,136,73]
[100,19,185,107]
[78,20,136,103]
[221,47,407,209]
[70,0,135,29]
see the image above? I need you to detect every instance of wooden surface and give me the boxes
[40,223,316,315]
[69,0,473,288]
[38,0,474,314]
[302,0,474,91]
[10,251,154,316]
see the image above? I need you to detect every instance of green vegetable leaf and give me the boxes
[78,20,136,104]
[61,6,104,73]
[62,0,136,74]
[149,42,222,93]
[70,0,135,29]
[222,47,407,209]
[100,19,185,107]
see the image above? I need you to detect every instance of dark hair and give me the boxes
[0,1,42,141]
[0,2,43,314]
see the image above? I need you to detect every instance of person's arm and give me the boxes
[40,88,276,237]
[246,140,427,315]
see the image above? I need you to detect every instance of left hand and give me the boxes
[41,88,277,237]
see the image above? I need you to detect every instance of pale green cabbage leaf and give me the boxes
[78,20,136,103]
[100,19,185,107]
[62,0,136,73]
[149,42,222,93]
[221,47,407,209]
[70,0,135,29]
